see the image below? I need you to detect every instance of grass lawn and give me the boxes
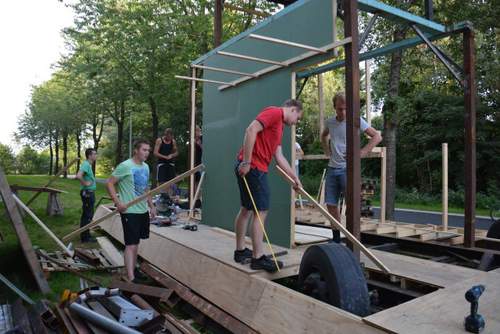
[0,175,114,303]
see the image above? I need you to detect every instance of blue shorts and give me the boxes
[235,161,270,211]
[325,167,346,206]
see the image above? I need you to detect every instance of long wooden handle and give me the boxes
[62,164,205,242]
[13,194,74,257]
[189,171,205,219]
[26,158,80,206]
[276,165,391,274]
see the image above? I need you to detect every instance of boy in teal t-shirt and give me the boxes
[76,148,97,242]
[106,140,156,282]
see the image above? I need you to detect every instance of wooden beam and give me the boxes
[189,171,205,219]
[62,164,204,242]
[174,75,234,86]
[380,147,387,224]
[223,3,270,18]
[26,158,79,206]
[189,68,196,220]
[214,0,223,47]
[219,38,352,91]
[248,34,327,53]
[442,143,448,231]
[365,60,372,125]
[0,166,50,293]
[276,165,391,274]
[216,51,286,66]
[191,64,257,78]
[13,194,73,257]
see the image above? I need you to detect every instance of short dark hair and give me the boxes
[133,139,150,151]
[282,99,303,111]
[85,148,96,159]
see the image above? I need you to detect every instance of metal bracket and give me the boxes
[412,24,464,86]
[359,13,379,50]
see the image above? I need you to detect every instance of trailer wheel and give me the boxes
[298,243,370,316]
[479,220,500,271]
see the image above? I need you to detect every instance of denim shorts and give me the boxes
[235,161,270,211]
[325,167,346,206]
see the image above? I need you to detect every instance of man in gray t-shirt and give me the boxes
[320,92,382,242]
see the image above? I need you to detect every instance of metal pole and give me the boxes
[69,302,140,334]
[344,0,361,258]
[463,28,476,247]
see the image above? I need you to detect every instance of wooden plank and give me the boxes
[96,206,381,334]
[96,237,124,267]
[364,273,500,333]
[0,167,50,293]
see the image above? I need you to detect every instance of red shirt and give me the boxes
[238,107,284,172]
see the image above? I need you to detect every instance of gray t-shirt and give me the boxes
[325,117,370,168]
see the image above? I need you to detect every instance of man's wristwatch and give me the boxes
[239,161,251,167]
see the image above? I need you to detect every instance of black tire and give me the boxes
[486,219,500,239]
[298,243,370,317]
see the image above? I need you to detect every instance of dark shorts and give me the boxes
[120,212,150,246]
[157,163,176,183]
[235,161,269,211]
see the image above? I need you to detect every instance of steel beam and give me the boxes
[344,0,361,258]
[412,24,463,85]
[463,27,476,248]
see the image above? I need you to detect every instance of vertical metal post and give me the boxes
[463,28,476,248]
[424,0,434,20]
[344,0,361,257]
[214,0,223,47]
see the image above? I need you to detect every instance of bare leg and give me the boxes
[251,210,268,258]
[124,244,138,281]
[326,204,341,242]
[234,207,251,250]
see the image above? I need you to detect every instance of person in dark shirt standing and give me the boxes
[154,128,178,195]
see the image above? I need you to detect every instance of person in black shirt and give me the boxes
[154,128,178,195]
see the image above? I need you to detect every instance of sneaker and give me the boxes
[233,248,253,263]
[250,255,283,273]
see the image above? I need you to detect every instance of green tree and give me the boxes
[0,143,16,174]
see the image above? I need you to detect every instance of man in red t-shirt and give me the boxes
[234,99,303,272]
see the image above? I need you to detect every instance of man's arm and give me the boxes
[360,127,383,158]
[320,126,331,156]
[153,138,169,160]
[169,139,179,159]
[238,120,264,176]
[146,188,156,218]
[75,170,91,187]
[275,146,302,190]
[106,176,127,213]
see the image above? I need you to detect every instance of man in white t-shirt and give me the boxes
[320,92,382,242]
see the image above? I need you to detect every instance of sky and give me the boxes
[0,1,74,151]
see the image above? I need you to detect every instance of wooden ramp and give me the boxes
[94,205,381,334]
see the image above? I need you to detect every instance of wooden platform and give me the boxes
[95,205,500,334]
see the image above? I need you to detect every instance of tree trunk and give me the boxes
[62,132,68,178]
[383,26,406,220]
[115,99,125,166]
[91,110,105,174]
[149,96,159,186]
[49,132,53,175]
[75,130,81,174]
[54,130,60,175]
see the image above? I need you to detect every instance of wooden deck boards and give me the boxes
[364,272,500,333]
